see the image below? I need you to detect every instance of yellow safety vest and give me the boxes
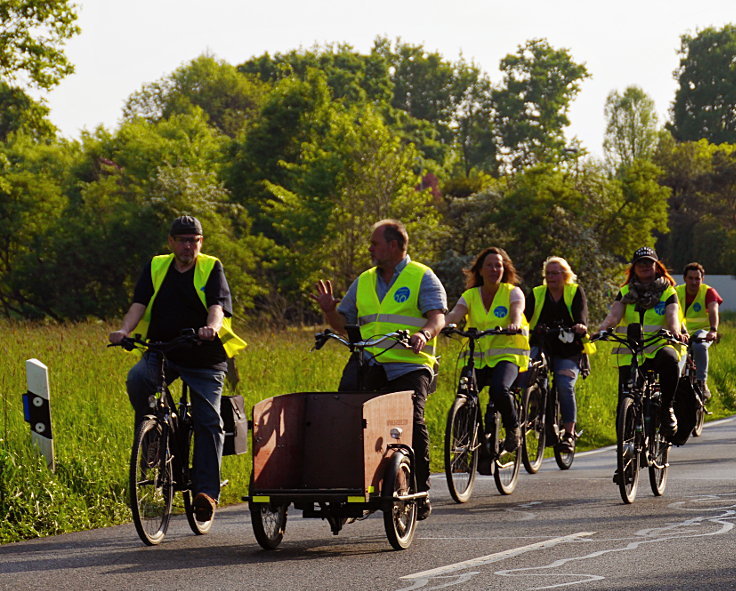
[528,284,596,355]
[462,284,530,371]
[675,283,711,333]
[134,253,247,358]
[613,284,681,365]
[356,261,437,369]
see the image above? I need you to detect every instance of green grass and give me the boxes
[1,319,734,544]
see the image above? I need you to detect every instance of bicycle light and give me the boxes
[390,427,403,440]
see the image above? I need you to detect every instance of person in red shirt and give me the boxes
[675,262,723,399]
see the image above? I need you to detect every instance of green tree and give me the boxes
[603,86,659,173]
[493,38,590,171]
[123,55,268,138]
[0,82,56,141]
[670,24,736,144]
[265,103,442,300]
[0,0,80,90]
[655,136,736,273]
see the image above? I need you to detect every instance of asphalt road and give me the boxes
[1,417,734,591]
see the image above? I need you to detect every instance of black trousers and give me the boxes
[618,346,680,408]
[338,357,433,492]
[476,361,520,431]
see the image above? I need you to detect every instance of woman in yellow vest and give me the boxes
[446,247,530,453]
[597,247,684,438]
[524,256,592,451]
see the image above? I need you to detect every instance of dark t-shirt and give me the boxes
[524,286,588,357]
[133,258,233,370]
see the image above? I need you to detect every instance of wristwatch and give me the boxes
[419,329,432,340]
[710,326,718,332]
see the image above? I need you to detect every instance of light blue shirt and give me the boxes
[337,255,447,380]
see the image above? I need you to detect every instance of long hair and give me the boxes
[464,246,519,289]
[542,256,577,285]
[623,260,676,286]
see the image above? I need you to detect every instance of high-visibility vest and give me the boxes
[528,284,596,355]
[612,283,682,365]
[356,261,437,369]
[462,284,530,371]
[134,253,247,358]
[675,283,711,332]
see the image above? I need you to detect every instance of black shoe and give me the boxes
[417,498,431,521]
[503,427,521,453]
[612,470,620,485]
[660,407,678,438]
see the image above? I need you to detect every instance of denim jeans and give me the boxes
[549,355,581,425]
[691,329,713,382]
[127,352,226,500]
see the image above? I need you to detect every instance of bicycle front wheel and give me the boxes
[553,396,575,471]
[692,381,705,437]
[616,396,640,504]
[521,383,546,474]
[444,396,480,503]
[130,418,173,545]
[492,410,521,495]
[648,415,670,496]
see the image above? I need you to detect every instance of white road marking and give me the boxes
[399,532,595,581]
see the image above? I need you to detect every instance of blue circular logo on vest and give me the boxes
[394,287,411,303]
[693,302,702,312]
[654,302,666,315]
[494,306,508,318]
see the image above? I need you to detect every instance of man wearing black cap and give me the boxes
[109,215,246,522]
[597,246,683,439]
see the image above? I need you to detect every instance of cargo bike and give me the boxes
[244,328,427,550]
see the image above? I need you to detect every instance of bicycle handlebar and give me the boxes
[313,328,411,351]
[591,327,682,355]
[441,324,521,339]
[108,329,201,353]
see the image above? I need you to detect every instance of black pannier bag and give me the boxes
[671,378,698,446]
[221,394,248,455]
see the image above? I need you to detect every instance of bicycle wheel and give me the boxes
[492,409,521,495]
[130,418,173,545]
[382,450,417,550]
[249,496,288,550]
[444,396,480,503]
[521,383,546,474]
[648,415,670,496]
[183,421,214,535]
[553,396,575,471]
[616,396,640,504]
[692,381,705,437]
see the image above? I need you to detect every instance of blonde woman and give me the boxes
[446,247,530,453]
[524,256,590,450]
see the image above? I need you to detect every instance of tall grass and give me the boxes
[1,319,734,544]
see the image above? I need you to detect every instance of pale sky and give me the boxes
[45,0,734,158]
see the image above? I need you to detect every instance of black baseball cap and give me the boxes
[169,215,203,236]
[631,246,658,264]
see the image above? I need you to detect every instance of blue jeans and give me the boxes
[521,347,580,425]
[127,353,226,500]
[549,355,581,425]
[691,329,713,382]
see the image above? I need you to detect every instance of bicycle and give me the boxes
[246,327,426,551]
[521,325,585,474]
[109,330,214,545]
[679,334,714,438]
[441,324,523,503]
[592,324,682,504]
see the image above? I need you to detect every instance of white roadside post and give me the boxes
[23,358,55,471]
